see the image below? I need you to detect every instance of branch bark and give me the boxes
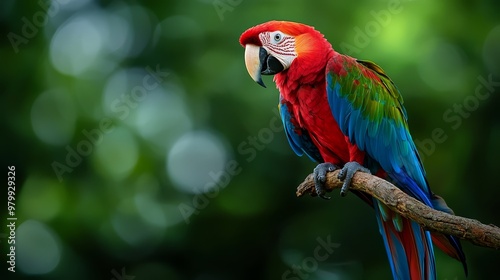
[296,170,500,250]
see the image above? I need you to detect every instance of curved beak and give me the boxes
[244,44,284,88]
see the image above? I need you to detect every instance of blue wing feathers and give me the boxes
[279,103,303,156]
[327,72,431,203]
[279,99,323,163]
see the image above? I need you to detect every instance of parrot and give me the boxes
[239,21,467,280]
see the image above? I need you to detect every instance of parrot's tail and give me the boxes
[429,194,468,275]
[374,199,436,280]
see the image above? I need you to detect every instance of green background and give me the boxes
[1,0,499,279]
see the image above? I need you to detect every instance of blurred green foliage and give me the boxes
[1,0,500,279]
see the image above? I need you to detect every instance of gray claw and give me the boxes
[338,161,370,197]
[313,163,338,200]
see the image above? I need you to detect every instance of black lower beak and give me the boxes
[259,47,284,76]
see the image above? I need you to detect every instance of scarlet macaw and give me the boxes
[239,21,466,280]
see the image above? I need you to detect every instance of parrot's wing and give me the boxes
[325,56,430,203]
[326,56,467,273]
[279,96,323,163]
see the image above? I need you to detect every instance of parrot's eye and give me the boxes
[273,33,282,43]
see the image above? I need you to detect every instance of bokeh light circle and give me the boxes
[31,90,76,146]
[167,131,228,194]
[17,220,62,275]
[93,126,139,180]
[417,40,466,92]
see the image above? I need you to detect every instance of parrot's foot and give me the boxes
[313,163,338,200]
[338,161,370,197]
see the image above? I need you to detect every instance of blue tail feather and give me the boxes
[374,199,436,280]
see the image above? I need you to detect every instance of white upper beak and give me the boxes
[244,44,265,87]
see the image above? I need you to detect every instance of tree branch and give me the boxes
[296,170,500,250]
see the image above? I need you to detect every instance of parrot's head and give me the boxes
[239,21,332,88]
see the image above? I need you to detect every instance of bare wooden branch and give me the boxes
[296,170,500,250]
